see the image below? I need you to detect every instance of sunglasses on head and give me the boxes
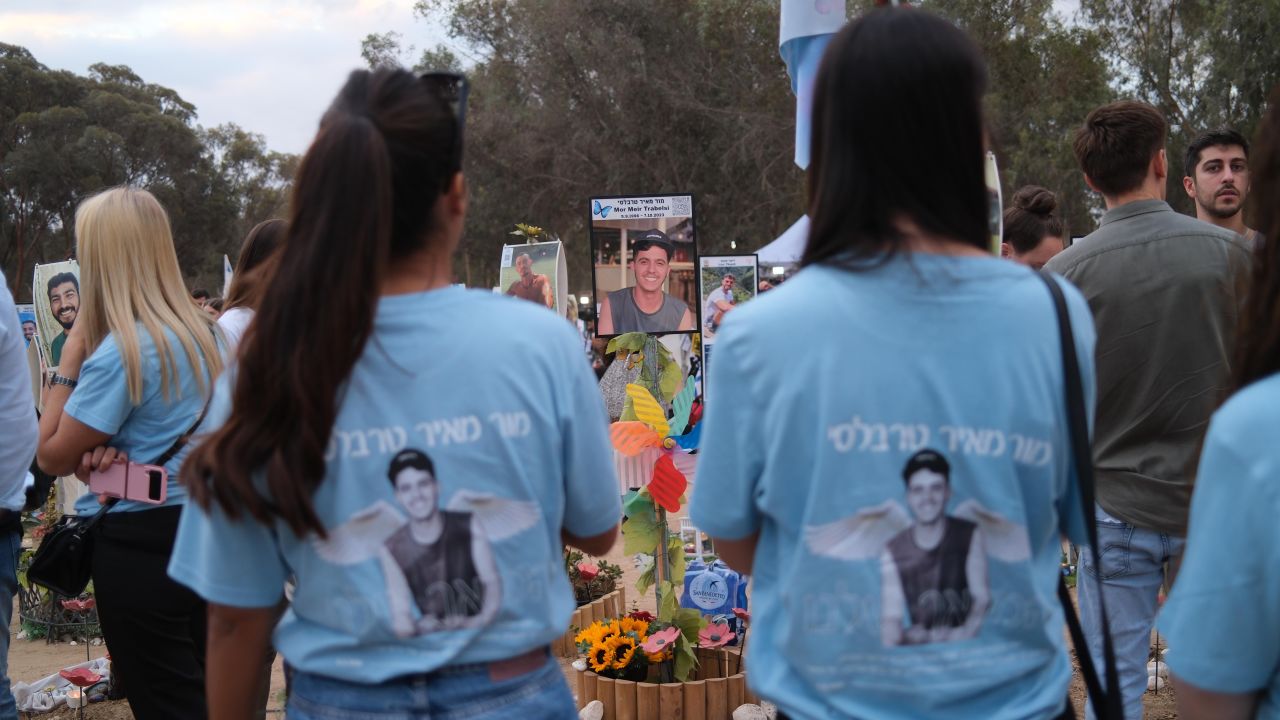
[420,72,469,172]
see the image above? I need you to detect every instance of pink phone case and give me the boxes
[89,462,167,504]
[88,462,129,498]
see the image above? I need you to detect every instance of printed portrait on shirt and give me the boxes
[590,194,699,338]
[312,448,540,637]
[32,260,81,369]
[805,449,1031,647]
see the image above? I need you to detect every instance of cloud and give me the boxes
[0,0,448,154]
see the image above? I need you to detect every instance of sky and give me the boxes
[0,0,450,155]
[2,1,1084,157]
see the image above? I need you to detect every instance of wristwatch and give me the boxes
[50,373,78,389]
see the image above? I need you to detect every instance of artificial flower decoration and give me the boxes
[628,610,656,623]
[61,598,96,612]
[642,627,680,655]
[610,381,700,512]
[577,562,600,582]
[698,622,736,649]
[732,607,750,624]
[59,668,102,688]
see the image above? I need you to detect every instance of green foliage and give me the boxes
[622,511,661,557]
[922,0,1113,232]
[671,608,705,682]
[666,534,687,586]
[0,43,297,300]
[1080,0,1280,217]
[605,332,647,356]
[389,0,807,293]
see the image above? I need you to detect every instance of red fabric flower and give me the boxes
[642,627,680,654]
[698,622,736,649]
[576,562,600,582]
[59,668,102,687]
[628,610,656,622]
[60,599,96,613]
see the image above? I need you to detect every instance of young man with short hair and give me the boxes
[1044,100,1253,719]
[597,230,695,334]
[1183,128,1260,246]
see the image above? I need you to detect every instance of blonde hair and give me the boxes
[75,187,222,404]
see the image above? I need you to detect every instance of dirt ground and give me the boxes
[8,528,1178,719]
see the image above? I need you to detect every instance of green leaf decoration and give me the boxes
[668,376,697,436]
[623,511,661,556]
[620,395,639,423]
[667,534,688,586]
[606,336,622,355]
[621,490,653,520]
[606,333,647,356]
[635,563,656,596]
[657,580,679,623]
[659,362,681,403]
[671,608,705,682]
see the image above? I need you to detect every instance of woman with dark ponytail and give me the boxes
[169,68,619,719]
[1000,185,1066,269]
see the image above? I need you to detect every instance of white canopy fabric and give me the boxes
[756,214,809,267]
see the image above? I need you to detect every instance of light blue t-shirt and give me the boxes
[65,325,214,514]
[1159,373,1280,719]
[168,287,620,683]
[690,255,1096,720]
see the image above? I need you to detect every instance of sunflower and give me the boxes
[607,635,640,670]
[645,649,671,663]
[575,622,609,648]
[588,641,616,673]
[617,617,650,638]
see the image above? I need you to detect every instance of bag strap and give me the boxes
[151,395,213,468]
[1038,271,1124,720]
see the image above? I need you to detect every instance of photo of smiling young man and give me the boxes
[597,229,695,335]
[1183,128,1260,246]
[32,260,81,369]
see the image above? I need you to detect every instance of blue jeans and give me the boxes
[287,654,575,720]
[1077,506,1185,720]
[0,528,20,720]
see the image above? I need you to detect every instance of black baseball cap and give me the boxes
[632,229,675,258]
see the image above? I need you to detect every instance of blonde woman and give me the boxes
[37,187,222,719]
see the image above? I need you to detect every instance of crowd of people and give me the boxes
[0,4,1275,720]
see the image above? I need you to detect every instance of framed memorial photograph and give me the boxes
[589,194,699,338]
[32,260,80,370]
[15,304,37,348]
[499,240,567,315]
[697,254,758,344]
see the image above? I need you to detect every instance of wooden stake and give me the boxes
[614,679,637,720]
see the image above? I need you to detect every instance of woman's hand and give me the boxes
[76,447,128,504]
[74,447,128,484]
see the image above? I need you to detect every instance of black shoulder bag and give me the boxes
[1040,271,1124,720]
[27,404,209,598]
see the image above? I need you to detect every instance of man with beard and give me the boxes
[45,273,78,365]
[1183,128,1260,246]
[598,230,696,335]
[504,252,554,308]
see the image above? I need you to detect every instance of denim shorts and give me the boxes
[286,652,576,720]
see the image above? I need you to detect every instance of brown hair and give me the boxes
[183,68,459,537]
[1073,100,1167,196]
[1229,86,1280,394]
[223,219,286,311]
[1002,186,1065,254]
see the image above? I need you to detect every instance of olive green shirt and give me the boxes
[1044,200,1252,535]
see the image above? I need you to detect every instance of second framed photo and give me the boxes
[698,254,758,344]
